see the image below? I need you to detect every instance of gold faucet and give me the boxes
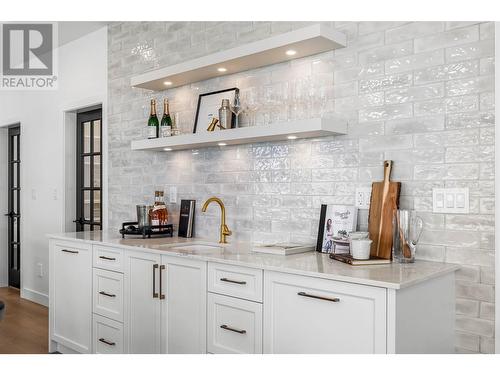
[201,197,232,244]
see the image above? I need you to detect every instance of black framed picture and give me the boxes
[193,87,238,134]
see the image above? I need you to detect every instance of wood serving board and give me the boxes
[368,160,401,260]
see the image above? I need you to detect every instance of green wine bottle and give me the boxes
[148,99,159,139]
[160,98,172,137]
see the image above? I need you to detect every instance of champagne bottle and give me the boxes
[148,99,159,139]
[160,98,173,137]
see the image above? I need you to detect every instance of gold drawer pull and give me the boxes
[99,256,116,261]
[220,277,246,285]
[297,292,340,303]
[99,338,116,346]
[220,324,246,334]
[99,291,116,298]
[61,249,79,254]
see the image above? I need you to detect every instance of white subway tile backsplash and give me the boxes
[414,25,479,53]
[445,39,494,62]
[385,22,445,44]
[109,21,495,353]
[385,115,445,134]
[414,60,478,84]
[385,50,444,74]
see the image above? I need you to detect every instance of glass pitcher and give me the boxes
[392,210,423,263]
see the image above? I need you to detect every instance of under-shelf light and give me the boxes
[217,67,227,72]
[164,148,172,151]
[287,135,298,140]
[286,49,297,56]
[164,81,173,86]
[218,142,227,146]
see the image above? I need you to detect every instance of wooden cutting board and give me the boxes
[368,160,401,260]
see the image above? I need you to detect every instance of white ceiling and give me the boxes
[57,21,108,46]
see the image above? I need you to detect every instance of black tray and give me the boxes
[120,221,174,239]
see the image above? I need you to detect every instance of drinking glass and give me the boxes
[392,210,424,263]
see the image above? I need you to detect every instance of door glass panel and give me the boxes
[94,191,101,224]
[84,190,91,221]
[93,120,101,153]
[13,193,18,214]
[13,219,18,243]
[13,164,18,189]
[12,244,18,269]
[83,121,91,153]
[13,135,18,160]
[83,156,91,188]
[94,155,101,187]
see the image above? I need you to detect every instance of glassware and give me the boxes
[244,89,259,127]
[231,90,243,128]
[392,209,424,263]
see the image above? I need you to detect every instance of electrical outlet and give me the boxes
[433,188,469,214]
[355,188,371,209]
[169,186,177,204]
[37,263,43,277]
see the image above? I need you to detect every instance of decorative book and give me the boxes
[316,204,358,253]
[329,253,391,266]
[253,243,315,256]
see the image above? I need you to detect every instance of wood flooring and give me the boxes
[0,287,48,354]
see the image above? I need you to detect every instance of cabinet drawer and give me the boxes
[264,271,387,354]
[207,293,262,354]
[93,245,124,273]
[208,262,263,302]
[93,314,124,354]
[93,268,124,322]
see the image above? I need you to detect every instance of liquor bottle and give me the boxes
[148,99,159,139]
[160,99,172,137]
[150,191,168,231]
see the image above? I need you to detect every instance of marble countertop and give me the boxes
[47,231,459,290]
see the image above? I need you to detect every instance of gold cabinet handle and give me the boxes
[297,292,340,303]
[220,324,246,334]
[99,291,116,298]
[159,265,165,300]
[153,264,159,299]
[220,277,246,285]
[99,256,116,261]
[61,249,79,254]
[99,338,116,346]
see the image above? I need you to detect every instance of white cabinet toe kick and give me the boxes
[49,237,457,354]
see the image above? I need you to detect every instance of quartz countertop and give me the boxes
[47,231,459,290]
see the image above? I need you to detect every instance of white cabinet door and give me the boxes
[264,271,387,354]
[160,256,207,354]
[125,251,161,354]
[50,241,92,353]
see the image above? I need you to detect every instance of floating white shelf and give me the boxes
[131,118,347,152]
[131,24,346,91]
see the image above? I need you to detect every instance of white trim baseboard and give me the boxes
[21,287,49,307]
[495,21,499,355]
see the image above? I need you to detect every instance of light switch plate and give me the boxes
[355,187,371,209]
[432,188,469,214]
[169,186,177,204]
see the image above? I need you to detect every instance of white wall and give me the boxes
[495,21,499,354]
[0,127,8,286]
[0,26,107,304]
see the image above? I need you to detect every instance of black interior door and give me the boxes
[6,126,20,288]
[76,109,102,232]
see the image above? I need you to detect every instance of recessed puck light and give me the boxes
[286,50,297,56]
[218,142,227,146]
[217,67,227,72]
[164,81,173,86]
[287,135,298,140]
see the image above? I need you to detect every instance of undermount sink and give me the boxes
[167,242,225,252]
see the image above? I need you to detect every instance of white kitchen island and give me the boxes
[47,231,459,354]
